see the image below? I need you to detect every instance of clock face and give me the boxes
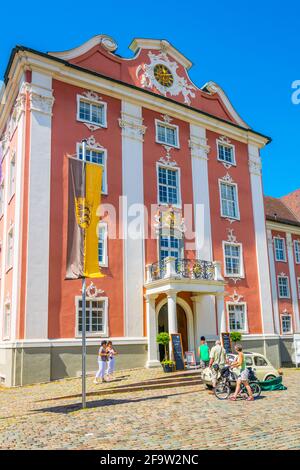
[153,64,174,88]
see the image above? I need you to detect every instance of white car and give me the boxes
[201,351,281,387]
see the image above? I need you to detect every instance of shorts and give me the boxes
[238,369,249,381]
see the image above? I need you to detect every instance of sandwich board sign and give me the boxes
[221,332,232,354]
[171,333,185,370]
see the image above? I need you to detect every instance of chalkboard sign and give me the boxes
[171,333,185,370]
[221,332,232,354]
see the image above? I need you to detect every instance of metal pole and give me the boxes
[81,139,87,409]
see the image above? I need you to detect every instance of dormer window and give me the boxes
[77,95,107,128]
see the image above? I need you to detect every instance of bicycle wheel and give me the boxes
[214,382,231,400]
[249,382,261,398]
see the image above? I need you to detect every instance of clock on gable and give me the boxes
[136,51,195,105]
[153,64,174,88]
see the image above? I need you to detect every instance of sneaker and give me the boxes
[93,379,99,384]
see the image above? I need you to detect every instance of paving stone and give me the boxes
[0,368,299,449]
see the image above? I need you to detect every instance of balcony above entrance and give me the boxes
[145,256,225,296]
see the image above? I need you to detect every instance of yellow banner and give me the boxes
[83,163,104,278]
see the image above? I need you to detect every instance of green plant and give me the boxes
[156,332,171,362]
[230,331,242,343]
[161,360,175,366]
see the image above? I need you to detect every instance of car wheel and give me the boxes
[265,375,276,381]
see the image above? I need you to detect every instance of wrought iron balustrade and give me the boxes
[146,257,220,283]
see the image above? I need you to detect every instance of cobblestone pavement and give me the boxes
[0,368,299,450]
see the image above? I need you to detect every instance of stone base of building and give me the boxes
[0,335,295,387]
[0,341,148,387]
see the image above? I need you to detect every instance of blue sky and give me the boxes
[0,0,299,197]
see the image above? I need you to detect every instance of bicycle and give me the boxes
[214,365,261,400]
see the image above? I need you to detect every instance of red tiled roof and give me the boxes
[264,195,300,226]
[281,189,300,222]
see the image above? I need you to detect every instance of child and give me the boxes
[94,340,108,384]
[106,341,118,381]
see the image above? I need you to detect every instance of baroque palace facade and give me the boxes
[0,35,299,385]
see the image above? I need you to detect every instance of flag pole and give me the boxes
[81,138,87,409]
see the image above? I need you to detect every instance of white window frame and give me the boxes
[98,222,108,267]
[294,240,300,264]
[222,241,244,278]
[219,180,240,220]
[156,163,182,208]
[155,119,180,148]
[3,302,11,340]
[8,151,16,200]
[274,236,287,262]
[75,296,108,338]
[217,139,236,166]
[226,302,248,333]
[76,94,107,128]
[76,142,108,195]
[6,226,13,271]
[277,275,290,298]
[280,313,293,335]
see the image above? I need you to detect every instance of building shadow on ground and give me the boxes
[33,389,199,414]
[36,371,203,403]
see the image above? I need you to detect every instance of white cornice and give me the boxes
[0,52,270,148]
[48,34,118,60]
[129,38,192,70]
[266,219,300,236]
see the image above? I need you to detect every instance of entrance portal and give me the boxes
[157,303,188,361]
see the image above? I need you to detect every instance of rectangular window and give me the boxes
[9,154,16,199]
[158,166,179,205]
[281,314,292,334]
[224,243,242,277]
[98,223,108,267]
[278,276,290,298]
[3,303,11,339]
[77,297,108,336]
[294,240,300,264]
[220,182,239,219]
[77,98,106,127]
[156,122,178,147]
[228,303,247,332]
[218,143,235,165]
[0,181,4,216]
[160,235,181,261]
[274,237,286,262]
[6,228,13,269]
[78,145,107,194]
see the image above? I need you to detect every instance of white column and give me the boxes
[189,124,212,261]
[25,72,54,339]
[286,232,300,332]
[145,294,160,368]
[11,80,26,340]
[248,144,275,334]
[119,102,146,338]
[267,229,280,334]
[216,293,226,335]
[192,295,217,354]
[167,290,177,334]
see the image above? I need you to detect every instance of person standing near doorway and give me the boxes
[198,336,210,368]
[208,340,227,392]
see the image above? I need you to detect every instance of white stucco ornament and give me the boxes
[136,52,196,105]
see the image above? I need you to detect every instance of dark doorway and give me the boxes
[157,302,189,361]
